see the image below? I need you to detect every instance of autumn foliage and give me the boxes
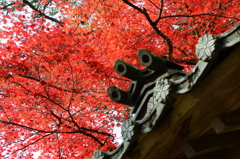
[0,0,239,158]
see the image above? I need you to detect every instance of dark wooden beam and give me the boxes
[225,145,240,159]
[182,130,240,158]
[210,111,240,134]
[178,150,227,159]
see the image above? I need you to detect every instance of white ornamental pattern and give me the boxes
[153,79,171,103]
[121,119,135,141]
[146,97,157,114]
[196,34,217,61]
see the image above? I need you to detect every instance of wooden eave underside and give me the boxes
[123,45,240,159]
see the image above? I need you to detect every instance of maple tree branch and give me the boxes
[4,90,114,147]
[0,119,112,138]
[122,0,239,62]
[4,80,112,147]
[0,120,50,133]
[0,3,14,10]
[122,0,174,61]
[22,0,63,26]
[60,110,114,142]
[18,74,104,94]
[11,81,68,111]
[1,132,36,149]
[5,133,52,158]
[81,126,114,139]
[167,0,238,20]
[209,0,235,13]
[161,13,239,20]
[159,0,164,18]
[143,8,173,61]
[0,105,10,121]
[191,22,200,38]
[174,47,188,56]
[133,31,155,45]
[122,0,144,13]
[148,0,160,10]
[169,47,198,65]
[65,108,113,147]
[70,108,85,117]
[47,108,62,124]
[154,0,164,24]
[72,120,105,146]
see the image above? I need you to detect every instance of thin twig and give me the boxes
[6,133,52,158]
[0,3,14,10]
[161,13,239,20]
[11,81,68,111]
[153,0,164,24]
[148,0,160,9]
[18,74,104,94]
[22,0,63,26]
